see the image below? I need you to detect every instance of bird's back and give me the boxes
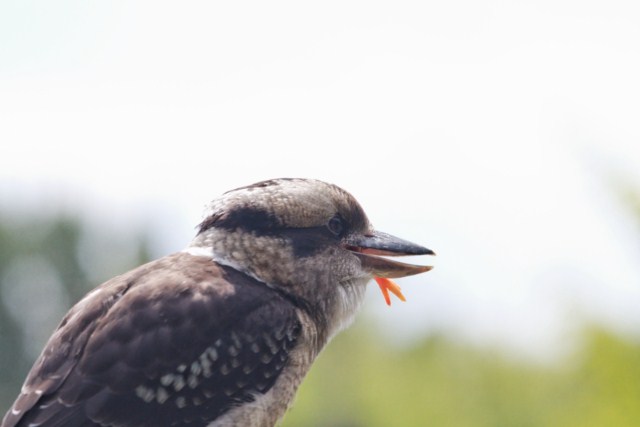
[2,253,302,427]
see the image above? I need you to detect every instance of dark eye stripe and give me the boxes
[199,207,280,234]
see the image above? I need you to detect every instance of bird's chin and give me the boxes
[349,251,433,279]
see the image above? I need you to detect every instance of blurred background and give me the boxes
[2,1,640,425]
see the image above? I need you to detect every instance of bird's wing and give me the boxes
[3,253,302,427]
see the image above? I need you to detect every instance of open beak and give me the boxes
[344,230,435,306]
[345,230,434,278]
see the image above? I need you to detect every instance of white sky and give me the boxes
[2,0,640,360]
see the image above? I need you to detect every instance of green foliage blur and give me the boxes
[1,210,640,426]
[281,325,640,427]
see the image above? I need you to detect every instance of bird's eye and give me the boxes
[327,215,345,237]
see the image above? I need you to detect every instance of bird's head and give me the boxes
[188,178,433,340]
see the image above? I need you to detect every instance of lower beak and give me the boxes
[344,230,435,278]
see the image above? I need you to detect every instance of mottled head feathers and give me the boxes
[198,178,370,236]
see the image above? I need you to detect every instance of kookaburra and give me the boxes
[2,178,434,427]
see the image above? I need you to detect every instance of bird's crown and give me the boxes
[197,178,370,236]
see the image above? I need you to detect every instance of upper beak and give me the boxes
[344,230,435,278]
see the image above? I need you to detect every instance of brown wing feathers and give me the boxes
[3,253,301,427]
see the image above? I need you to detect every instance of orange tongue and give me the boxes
[374,277,406,306]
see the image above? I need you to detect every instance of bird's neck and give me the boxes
[185,232,370,353]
